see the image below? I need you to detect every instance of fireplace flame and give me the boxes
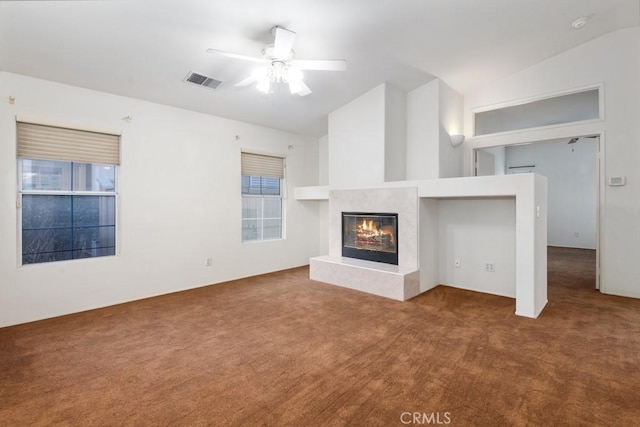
[357,218,395,246]
[361,219,376,231]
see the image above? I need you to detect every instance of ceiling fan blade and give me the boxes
[297,81,312,96]
[206,48,264,63]
[273,26,296,60]
[235,76,256,88]
[290,59,347,71]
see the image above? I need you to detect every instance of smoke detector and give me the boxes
[571,17,588,29]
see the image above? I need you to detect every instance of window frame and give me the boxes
[17,159,119,266]
[240,150,286,243]
[241,175,285,243]
[240,189,285,243]
[471,84,604,138]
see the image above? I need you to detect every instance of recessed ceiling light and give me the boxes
[572,17,588,29]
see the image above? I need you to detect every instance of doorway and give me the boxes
[474,135,601,289]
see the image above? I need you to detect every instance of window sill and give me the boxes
[242,238,285,244]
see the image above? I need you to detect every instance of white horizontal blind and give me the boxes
[17,121,120,165]
[241,152,284,178]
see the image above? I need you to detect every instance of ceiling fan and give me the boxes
[207,26,347,96]
[568,135,598,151]
[567,135,598,144]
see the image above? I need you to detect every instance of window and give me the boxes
[241,152,284,241]
[17,122,120,265]
[474,88,601,136]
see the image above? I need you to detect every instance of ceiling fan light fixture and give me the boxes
[285,67,304,94]
[208,25,345,98]
[250,62,307,94]
[251,66,268,81]
[271,61,286,82]
[251,66,271,93]
[285,67,303,83]
[289,80,302,95]
[256,78,270,94]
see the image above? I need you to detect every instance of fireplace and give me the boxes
[342,212,398,265]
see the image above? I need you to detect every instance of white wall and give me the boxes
[438,81,464,178]
[506,138,597,249]
[419,198,439,292]
[317,134,330,254]
[483,146,506,175]
[0,72,320,327]
[328,84,386,188]
[464,27,640,298]
[437,198,516,298]
[384,84,407,182]
[328,83,408,187]
[406,80,439,180]
[318,134,329,186]
[318,200,329,255]
[406,79,464,180]
[475,150,496,176]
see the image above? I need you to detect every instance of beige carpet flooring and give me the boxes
[1,247,639,426]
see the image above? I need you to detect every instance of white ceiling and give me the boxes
[1,0,638,137]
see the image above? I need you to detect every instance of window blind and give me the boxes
[17,121,120,165]
[241,152,284,179]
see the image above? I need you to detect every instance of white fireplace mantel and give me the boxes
[297,174,548,319]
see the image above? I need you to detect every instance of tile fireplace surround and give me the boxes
[311,187,420,301]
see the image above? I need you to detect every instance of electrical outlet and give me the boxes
[454,259,461,268]
[574,232,580,238]
[205,257,213,267]
[484,262,495,272]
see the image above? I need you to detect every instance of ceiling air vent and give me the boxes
[184,71,222,90]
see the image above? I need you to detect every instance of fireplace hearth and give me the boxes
[342,212,398,265]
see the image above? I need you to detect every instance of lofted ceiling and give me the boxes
[0,0,638,137]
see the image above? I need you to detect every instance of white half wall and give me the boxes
[0,72,321,327]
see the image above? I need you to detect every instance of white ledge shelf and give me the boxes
[294,185,329,200]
